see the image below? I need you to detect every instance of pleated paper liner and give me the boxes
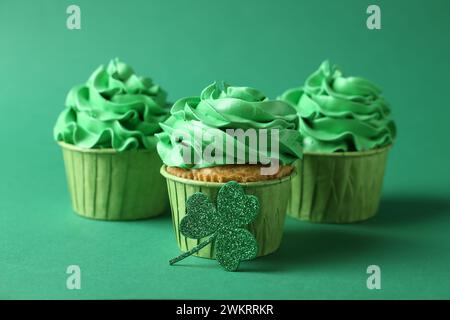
[288,145,391,223]
[161,165,294,258]
[58,141,168,220]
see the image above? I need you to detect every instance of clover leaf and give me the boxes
[179,193,220,239]
[215,228,259,271]
[217,182,259,229]
[169,181,260,271]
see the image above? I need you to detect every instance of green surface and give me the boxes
[1,0,450,299]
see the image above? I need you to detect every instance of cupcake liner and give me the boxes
[161,165,293,258]
[288,146,391,223]
[59,141,168,220]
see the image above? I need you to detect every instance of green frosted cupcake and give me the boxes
[54,58,170,220]
[280,61,396,223]
[157,82,303,257]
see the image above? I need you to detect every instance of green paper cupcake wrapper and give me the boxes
[288,146,391,223]
[59,142,168,220]
[161,166,293,258]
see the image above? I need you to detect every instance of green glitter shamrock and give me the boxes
[169,181,260,271]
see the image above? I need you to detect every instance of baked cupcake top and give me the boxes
[157,82,303,169]
[280,61,396,153]
[54,58,169,151]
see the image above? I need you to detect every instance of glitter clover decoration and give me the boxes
[169,181,260,271]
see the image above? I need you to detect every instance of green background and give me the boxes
[1,0,450,299]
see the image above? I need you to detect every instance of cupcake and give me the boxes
[54,58,170,220]
[157,82,303,257]
[280,61,396,223]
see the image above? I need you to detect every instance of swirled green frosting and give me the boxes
[280,61,396,152]
[156,82,303,169]
[54,58,169,151]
